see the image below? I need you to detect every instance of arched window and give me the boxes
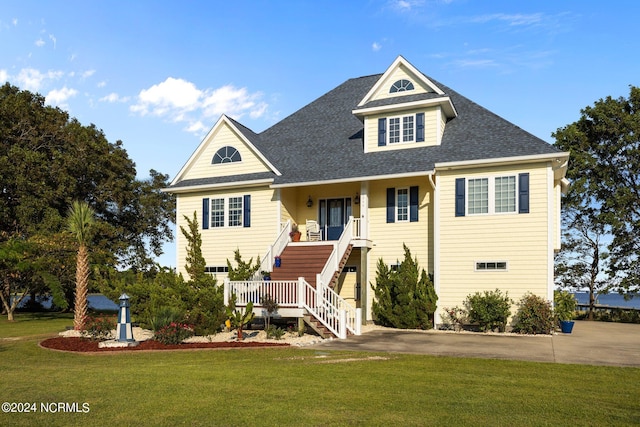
[390,79,414,93]
[212,146,241,164]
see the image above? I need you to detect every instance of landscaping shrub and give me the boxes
[372,244,438,329]
[554,290,577,323]
[153,322,194,345]
[464,289,512,332]
[266,325,285,340]
[512,293,554,335]
[441,306,467,331]
[147,305,185,332]
[83,315,116,341]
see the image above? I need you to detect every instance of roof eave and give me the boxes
[352,97,457,118]
[163,178,274,194]
[435,152,571,171]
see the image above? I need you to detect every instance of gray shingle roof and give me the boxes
[171,71,562,189]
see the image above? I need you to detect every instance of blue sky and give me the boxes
[2,1,638,268]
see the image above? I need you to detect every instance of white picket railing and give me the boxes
[224,279,300,307]
[227,216,363,339]
[254,220,291,280]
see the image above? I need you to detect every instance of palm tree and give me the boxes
[67,201,95,330]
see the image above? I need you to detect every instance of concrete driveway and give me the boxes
[311,321,640,367]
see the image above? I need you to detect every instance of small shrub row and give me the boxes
[441,290,573,334]
[83,315,116,341]
[153,322,195,345]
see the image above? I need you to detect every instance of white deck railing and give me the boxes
[226,216,363,339]
[254,220,291,279]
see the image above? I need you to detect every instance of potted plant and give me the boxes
[261,271,271,280]
[554,290,577,333]
[289,223,301,242]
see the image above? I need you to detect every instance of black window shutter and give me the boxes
[519,173,530,214]
[455,178,465,217]
[416,113,425,142]
[378,118,386,146]
[243,195,251,227]
[202,198,209,229]
[410,186,419,222]
[386,187,395,223]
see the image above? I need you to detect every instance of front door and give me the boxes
[319,198,352,240]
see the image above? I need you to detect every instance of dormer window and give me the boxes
[390,79,414,93]
[212,146,241,164]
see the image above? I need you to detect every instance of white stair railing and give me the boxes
[253,220,291,280]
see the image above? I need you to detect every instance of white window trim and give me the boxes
[396,187,410,222]
[466,174,519,216]
[387,114,416,144]
[208,195,244,228]
[475,261,509,271]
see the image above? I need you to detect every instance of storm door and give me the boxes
[319,198,352,240]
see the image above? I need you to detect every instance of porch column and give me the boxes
[360,247,368,324]
[360,181,369,240]
[224,277,230,306]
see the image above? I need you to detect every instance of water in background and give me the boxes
[17,294,119,311]
[572,292,640,309]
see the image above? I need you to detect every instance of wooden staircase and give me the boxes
[269,244,334,287]
[269,243,354,338]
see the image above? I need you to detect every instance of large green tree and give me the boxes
[372,244,437,329]
[0,83,175,305]
[553,85,640,295]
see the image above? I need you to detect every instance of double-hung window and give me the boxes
[378,113,425,146]
[202,195,251,229]
[386,186,419,223]
[455,173,529,217]
[211,198,225,227]
[495,176,516,213]
[228,197,243,227]
[396,188,409,222]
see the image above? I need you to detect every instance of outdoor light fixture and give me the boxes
[307,195,313,208]
[354,192,360,204]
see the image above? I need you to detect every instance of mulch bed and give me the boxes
[40,337,290,353]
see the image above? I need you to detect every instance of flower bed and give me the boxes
[40,337,289,352]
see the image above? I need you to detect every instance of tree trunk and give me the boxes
[73,245,89,330]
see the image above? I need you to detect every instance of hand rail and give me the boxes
[255,220,291,279]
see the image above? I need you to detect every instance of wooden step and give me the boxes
[270,244,333,287]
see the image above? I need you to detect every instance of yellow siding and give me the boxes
[366,177,434,314]
[436,163,552,322]
[364,106,440,153]
[181,123,271,181]
[176,185,278,279]
[369,64,431,101]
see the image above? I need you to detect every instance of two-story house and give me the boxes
[165,56,569,337]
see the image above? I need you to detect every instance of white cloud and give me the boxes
[0,69,8,83]
[81,69,96,79]
[12,18,18,26]
[49,34,57,49]
[452,59,498,68]
[131,77,202,116]
[131,77,268,135]
[97,80,107,88]
[391,0,422,12]
[15,68,64,91]
[472,13,544,27]
[35,38,45,47]
[372,42,382,52]
[99,92,129,103]
[46,86,78,105]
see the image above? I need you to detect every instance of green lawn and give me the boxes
[1,313,639,426]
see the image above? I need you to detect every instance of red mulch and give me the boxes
[40,337,289,353]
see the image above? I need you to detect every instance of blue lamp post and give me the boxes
[116,293,135,342]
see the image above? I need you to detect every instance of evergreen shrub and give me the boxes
[464,289,512,332]
[512,293,554,334]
